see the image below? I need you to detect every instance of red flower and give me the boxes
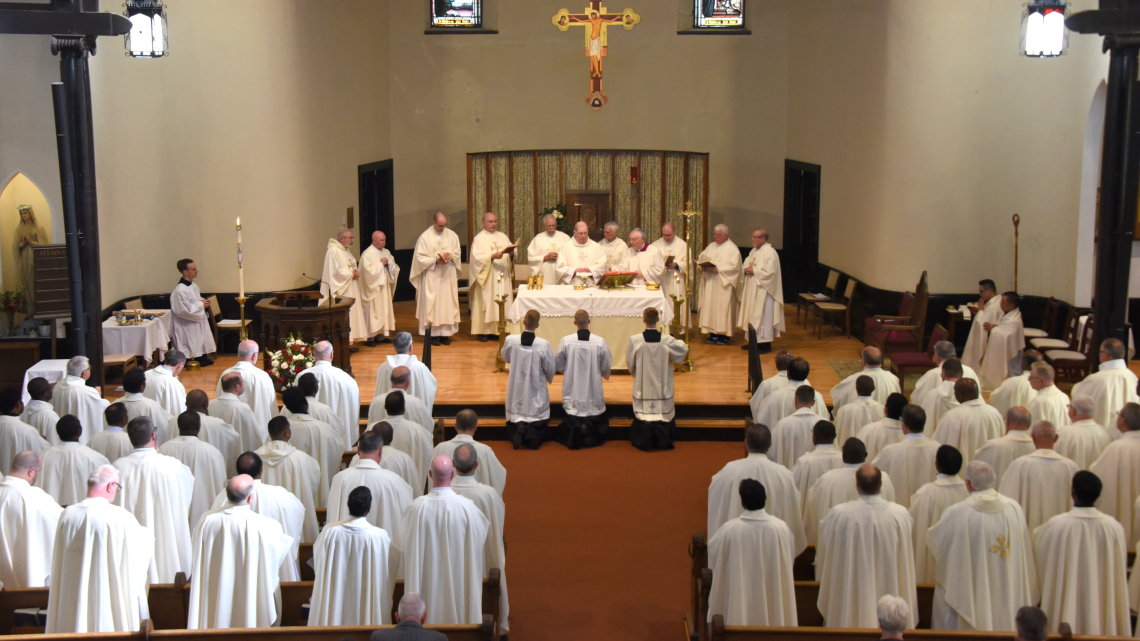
[294,364,303,373]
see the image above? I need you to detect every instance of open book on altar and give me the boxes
[597,271,638,289]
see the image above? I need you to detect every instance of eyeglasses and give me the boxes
[109,482,122,492]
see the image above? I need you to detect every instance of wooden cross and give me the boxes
[552,3,640,110]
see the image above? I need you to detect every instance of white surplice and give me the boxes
[1034,507,1130,636]
[281,395,348,452]
[209,479,311,570]
[556,331,612,418]
[257,439,324,516]
[469,229,514,335]
[143,366,187,418]
[920,380,960,436]
[708,453,806,554]
[909,475,969,583]
[804,465,897,545]
[770,407,821,469]
[526,230,570,283]
[319,239,368,343]
[117,391,172,431]
[399,487,490,624]
[375,353,438,414]
[927,490,1038,632]
[348,447,423,499]
[737,242,785,342]
[187,503,293,629]
[598,237,628,272]
[829,367,902,411]
[978,309,1025,390]
[999,449,1079,532]
[49,376,109,446]
[1055,418,1111,470]
[0,415,48,475]
[619,244,665,286]
[1028,385,1070,427]
[359,244,400,339]
[326,459,412,549]
[834,397,885,446]
[452,475,510,632]
[707,508,798,626]
[857,417,904,462]
[434,434,507,496]
[502,333,556,423]
[697,240,742,335]
[306,360,361,450]
[89,427,134,463]
[171,279,216,359]
[160,436,226,529]
[933,399,1004,466]
[871,433,941,509]
[651,236,690,328]
[209,392,267,454]
[627,332,689,422]
[815,495,917,629]
[38,441,109,507]
[0,476,62,588]
[410,225,461,337]
[284,413,344,498]
[974,431,1036,489]
[113,448,194,583]
[307,516,393,626]
[752,381,829,430]
[368,387,433,435]
[912,363,981,409]
[214,360,279,430]
[792,445,843,512]
[987,372,1037,417]
[961,296,1004,372]
[163,411,241,476]
[20,400,60,445]
[554,237,607,285]
[1071,359,1140,440]
[388,415,433,491]
[1089,430,1140,545]
[46,497,153,633]
[749,370,790,411]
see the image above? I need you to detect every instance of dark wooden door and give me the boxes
[782,160,820,299]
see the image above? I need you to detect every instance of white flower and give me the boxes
[271,360,280,368]
[305,362,313,368]
[280,362,289,370]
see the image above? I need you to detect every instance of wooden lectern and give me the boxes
[256,295,354,375]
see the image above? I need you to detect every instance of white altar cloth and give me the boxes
[101,314,172,366]
[20,359,70,406]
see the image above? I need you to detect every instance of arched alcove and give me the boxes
[1075,81,1107,307]
[0,171,55,317]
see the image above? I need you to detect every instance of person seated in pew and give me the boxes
[707,479,797,626]
[434,409,506,495]
[38,414,109,506]
[90,403,133,462]
[834,376,885,446]
[0,451,62,588]
[370,593,448,641]
[877,595,910,641]
[451,444,509,635]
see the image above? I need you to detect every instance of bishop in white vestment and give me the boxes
[829,347,901,410]
[50,357,109,446]
[326,431,412,547]
[909,446,968,583]
[769,386,824,468]
[870,405,941,508]
[961,281,1003,373]
[932,379,1004,466]
[988,351,1042,417]
[38,415,109,506]
[375,333,438,412]
[304,345,361,449]
[791,421,842,512]
[976,293,1025,390]
[258,416,326,512]
[554,311,612,449]
[319,228,368,343]
[752,358,830,428]
[651,221,690,327]
[555,222,608,285]
[1088,403,1140,544]
[909,342,981,408]
[451,444,510,633]
[0,390,48,475]
[974,407,1037,488]
[359,231,400,341]
[410,213,461,339]
[215,342,280,429]
[526,215,570,284]
[143,351,187,417]
[618,228,664,286]
[433,410,506,495]
[170,260,217,361]
[737,228,784,347]
[20,378,60,445]
[159,411,227,530]
[999,421,1080,532]
[1071,338,1140,437]
[0,452,62,588]
[627,310,689,451]
[598,222,628,272]
[857,393,909,461]
[468,212,515,338]
[1026,363,1070,427]
[804,440,897,545]
[697,224,742,342]
[502,310,556,449]
[1054,396,1111,469]
[90,404,133,462]
[210,374,268,454]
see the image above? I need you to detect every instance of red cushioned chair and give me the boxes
[889,323,948,385]
[870,272,929,358]
[864,292,914,346]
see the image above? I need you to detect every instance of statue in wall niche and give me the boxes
[12,204,47,314]
[551,3,640,111]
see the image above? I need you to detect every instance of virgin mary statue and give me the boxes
[13,204,47,313]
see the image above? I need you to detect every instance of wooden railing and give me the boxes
[0,618,493,641]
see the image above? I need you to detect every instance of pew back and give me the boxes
[0,617,494,641]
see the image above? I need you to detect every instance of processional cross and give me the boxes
[551,3,640,111]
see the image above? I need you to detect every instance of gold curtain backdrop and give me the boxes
[466,150,710,254]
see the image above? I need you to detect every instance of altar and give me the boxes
[507,285,674,370]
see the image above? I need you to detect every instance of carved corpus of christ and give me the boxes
[552,3,640,111]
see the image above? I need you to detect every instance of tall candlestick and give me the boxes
[236,217,244,298]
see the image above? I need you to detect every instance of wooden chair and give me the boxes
[811,277,857,339]
[888,324,948,384]
[863,292,913,346]
[1022,296,1060,345]
[512,263,531,293]
[1046,315,1096,383]
[869,272,929,358]
[797,270,838,325]
[206,294,250,354]
[123,298,143,310]
[1029,306,1079,352]
[102,353,138,386]
[458,263,471,308]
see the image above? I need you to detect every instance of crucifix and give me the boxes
[551,3,640,111]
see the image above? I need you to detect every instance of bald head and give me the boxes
[186,389,210,413]
[371,231,387,249]
[855,464,882,496]
[1029,420,1058,449]
[1006,406,1032,431]
[861,347,883,367]
[226,474,256,504]
[314,340,333,361]
[391,366,411,389]
[430,455,455,489]
[237,340,259,361]
[220,372,244,394]
[9,451,41,483]
[453,443,478,475]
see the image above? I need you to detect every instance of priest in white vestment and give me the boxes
[976,292,1025,390]
[911,342,982,408]
[961,279,1003,373]
[0,389,48,475]
[433,409,506,495]
[319,227,368,343]
[50,356,109,446]
[872,404,941,508]
[830,347,901,410]
[1088,403,1140,544]
[834,377,886,445]
[770,385,824,468]
[282,373,348,451]
[1071,338,1139,438]
[1026,362,1070,427]
[215,340,279,429]
[20,378,60,444]
[526,214,570,284]
[469,212,516,340]
[920,358,964,435]
[1054,395,1111,469]
[933,379,1004,466]
[707,478,797,626]
[707,424,806,553]
[360,231,401,343]
[46,465,153,633]
[974,407,1038,488]
[502,310,556,449]
[160,411,227,530]
[999,420,1079,532]
[618,228,664,287]
[697,224,742,344]
[598,221,628,272]
[118,368,172,429]
[554,310,612,449]
[168,390,240,474]
[451,444,510,633]
[91,404,134,462]
[815,464,917,629]
[804,439,897,545]
[0,452,62,588]
[187,474,294,629]
[400,455,490,625]
[38,415,109,506]
[143,351,187,417]
[308,486,394,626]
[170,259,216,364]
[368,367,434,434]
[555,221,608,285]
[211,452,311,571]
[988,351,1043,417]
[356,422,422,499]
[909,445,968,583]
[375,332,439,412]
[736,228,784,350]
[384,392,433,488]
[1033,470,1130,636]
[651,221,690,328]
[211,373,268,454]
[410,212,461,342]
[627,307,689,451]
[752,358,830,429]
[791,421,842,512]
[927,460,1038,631]
[750,351,794,409]
[280,388,343,495]
[857,393,909,461]
[327,431,412,544]
[258,415,326,513]
[304,343,361,448]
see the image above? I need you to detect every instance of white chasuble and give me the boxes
[974,431,1036,489]
[38,441,109,507]
[0,416,47,476]
[49,376,108,446]
[434,434,507,496]
[554,238,607,285]
[737,243,785,341]
[118,392,172,431]
[209,392,268,454]
[469,230,514,335]
[368,387,433,435]
[1054,419,1111,470]
[113,448,194,583]
[920,380,960,436]
[909,475,969,583]
[708,453,806,554]
[1034,507,1130,636]
[697,240,742,335]
[502,333,556,423]
[871,434,940,508]
[834,398,885,446]
[360,244,400,338]
[187,504,293,629]
[598,237,628,272]
[912,363,981,408]
[307,360,361,450]
[284,413,344,497]
[143,366,187,418]
[750,370,789,410]
[159,436,227,529]
[1071,359,1140,439]
[651,236,690,327]
[752,381,829,431]
[626,333,689,422]
[932,399,1004,466]
[707,509,798,626]
[0,476,62,588]
[792,445,842,512]
[89,428,134,463]
[257,440,323,517]
[319,239,367,343]
[378,447,422,499]
[829,367,902,411]
[388,415,433,490]
[1028,385,1071,428]
[815,496,917,629]
[410,226,461,337]
[214,361,279,430]
[20,400,60,445]
[171,279,216,359]
[770,407,820,469]
[162,412,241,476]
[46,497,153,633]
[400,487,490,625]
[1089,430,1140,544]
[556,331,612,418]
[375,353,438,414]
[308,517,394,626]
[804,465,897,545]
[857,417,904,463]
[526,230,570,283]
[619,244,664,286]
[978,309,1025,390]
[961,296,1004,371]
[282,395,347,452]
[326,460,412,547]
[987,372,1036,417]
[210,480,310,573]
[927,490,1038,632]
[999,449,1079,532]
[452,475,510,632]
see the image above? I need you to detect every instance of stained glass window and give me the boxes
[694,0,744,28]
[431,0,482,28]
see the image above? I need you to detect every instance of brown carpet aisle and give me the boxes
[490,440,743,640]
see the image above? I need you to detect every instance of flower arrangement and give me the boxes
[542,203,572,236]
[0,290,24,336]
[265,334,316,387]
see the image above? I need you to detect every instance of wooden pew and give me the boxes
[0,617,495,641]
[297,544,314,581]
[148,573,191,630]
[707,617,1096,641]
[0,587,47,634]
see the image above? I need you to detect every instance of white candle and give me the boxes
[497,272,503,299]
[236,217,244,298]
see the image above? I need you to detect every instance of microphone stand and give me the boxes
[301,273,335,344]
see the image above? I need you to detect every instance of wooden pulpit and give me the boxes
[256,296,354,375]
